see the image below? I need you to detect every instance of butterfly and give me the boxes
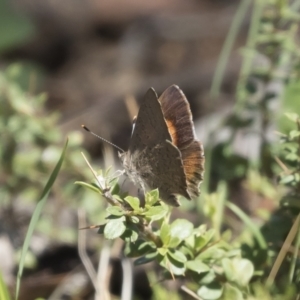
[119,85,204,206]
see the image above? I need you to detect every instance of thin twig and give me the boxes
[77,209,99,293]
[121,258,133,300]
[181,285,203,300]
[274,156,290,174]
[97,241,111,300]
[267,214,300,286]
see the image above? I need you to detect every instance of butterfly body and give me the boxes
[119,85,204,206]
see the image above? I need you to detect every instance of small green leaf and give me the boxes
[124,196,140,211]
[158,247,168,256]
[197,282,223,300]
[125,240,155,257]
[134,251,158,265]
[167,249,187,263]
[285,112,299,122]
[197,246,226,261]
[222,258,235,282]
[195,229,215,250]
[170,219,194,240]
[111,194,124,203]
[235,258,254,286]
[222,283,243,300]
[199,270,216,284]
[110,182,120,195]
[280,174,295,185]
[130,216,140,223]
[168,236,181,248]
[104,217,126,239]
[0,270,11,300]
[186,260,210,274]
[145,189,159,206]
[160,223,171,246]
[289,130,300,139]
[144,205,168,221]
[222,258,254,286]
[121,227,139,242]
[159,255,186,276]
[106,206,124,216]
[74,181,101,194]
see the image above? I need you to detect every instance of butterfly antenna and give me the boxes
[81,125,125,153]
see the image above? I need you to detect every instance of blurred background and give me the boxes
[3,0,298,299]
[0,0,244,152]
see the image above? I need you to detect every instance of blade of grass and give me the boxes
[15,139,68,300]
[0,271,11,300]
[214,181,227,239]
[210,0,251,99]
[226,201,267,250]
[289,213,300,283]
[267,214,300,286]
[236,0,264,109]
[196,145,211,213]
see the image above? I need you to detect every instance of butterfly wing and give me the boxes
[126,88,190,206]
[158,85,205,198]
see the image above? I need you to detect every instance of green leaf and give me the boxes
[121,223,139,242]
[130,216,140,223]
[285,112,299,122]
[167,249,187,263]
[124,196,140,211]
[159,255,186,276]
[170,219,194,240]
[195,229,215,251]
[160,223,171,246]
[197,246,226,261]
[158,247,168,256]
[235,258,254,286]
[121,227,139,242]
[145,189,159,206]
[125,240,156,257]
[15,139,68,300]
[144,205,168,221]
[0,270,11,300]
[222,284,243,300]
[289,130,300,139]
[106,206,124,216]
[110,182,120,195]
[104,217,126,239]
[222,258,235,282]
[197,282,223,300]
[222,258,254,286]
[168,236,181,248]
[199,270,216,284]
[280,174,295,185]
[134,251,158,265]
[74,181,101,193]
[186,260,210,274]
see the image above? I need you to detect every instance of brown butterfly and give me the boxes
[119,85,204,206]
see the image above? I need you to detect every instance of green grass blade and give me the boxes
[210,0,251,98]
[236,0,264,109]
[0,271,11,300]
[214,181,227,239]
[15,139,68,300]
[288,213,300,283]
[226,201,267,250]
